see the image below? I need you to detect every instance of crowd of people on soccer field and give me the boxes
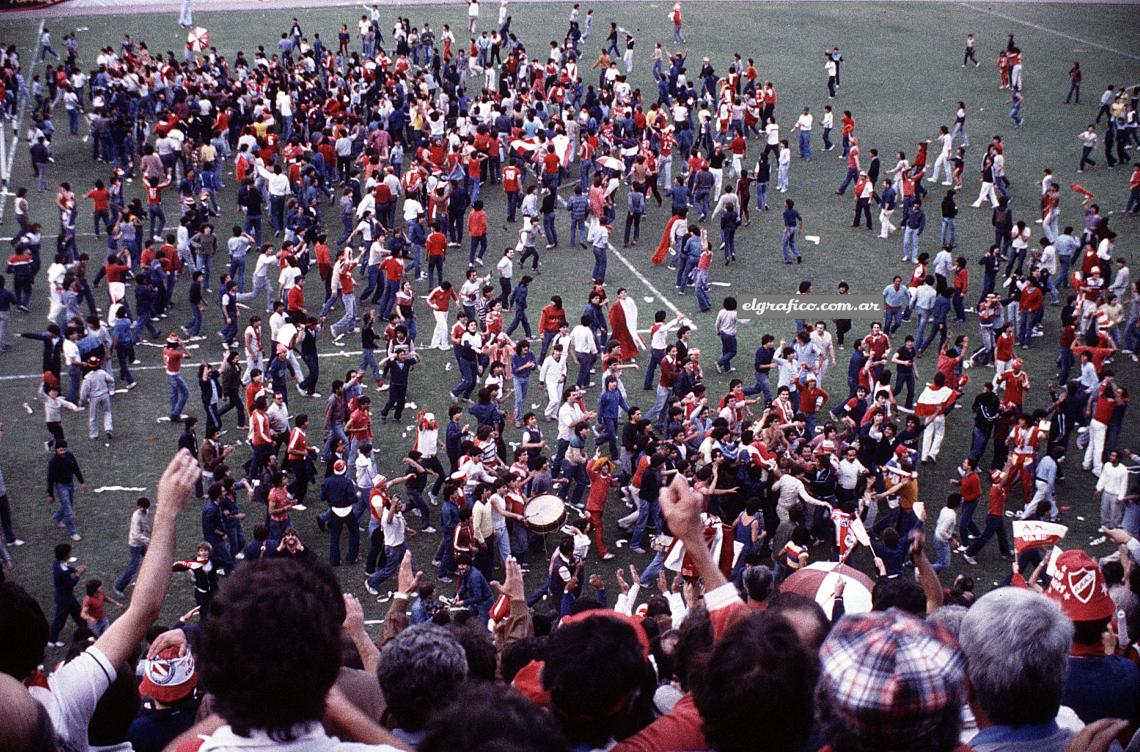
[1,1,1140,750]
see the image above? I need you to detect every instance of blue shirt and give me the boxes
[882,284,909,309]
[783,208,802,228]
[597,388,630,420]
[905,209,926,233]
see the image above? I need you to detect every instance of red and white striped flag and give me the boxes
[1012,520,1068,554]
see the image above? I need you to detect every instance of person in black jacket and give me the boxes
[179,417,204,498]
[48,542,85,645]
[20,323,62,376]
[380,348,417,423]
[47,441,85,540]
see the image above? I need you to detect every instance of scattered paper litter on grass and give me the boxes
[805,235,821,244]
[23,402,33,414]
[93,486,147,494]
[643,296,654,303]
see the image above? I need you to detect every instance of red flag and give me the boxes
[1012,520,1068,554]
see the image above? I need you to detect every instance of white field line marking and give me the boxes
[0,19,45,226]
[607,242,695,329]
[958,3,1140,61]
[0,348,368,381]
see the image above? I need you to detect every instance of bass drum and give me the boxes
[523,494,567,535]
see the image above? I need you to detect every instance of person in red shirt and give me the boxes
[162,333,191,422]
[145,175,171,240]
[861,322,891,361]
[585,456,620,559]
[963,469,1011,563]
[467,200,489,265]
[993,324,1016,378]
[538,296,567,360]
[798,374,829,435]
[1017,278,1044,347]
[502,159,522,222]
[997,358,1029,407]
[426,223,449,288]
[376,249,405,318]
[286,275,306,315]
[949,456,983,541]
[247,393,275,479]
[84,179,111,238]
[343,395,373,468]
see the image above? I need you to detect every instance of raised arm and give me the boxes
[97,450,200,668]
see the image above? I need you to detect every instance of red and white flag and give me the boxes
[915,383,957,418]
[1012,520,1068,554]
[831,509,856,560]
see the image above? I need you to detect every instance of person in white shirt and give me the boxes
[810,322,837,382]
[777,141,792,192]
[1096,450,1133,529]
[495,248,513,305]
[237,246,279,313]
[929,127,953,185]
[539,345,567,420]
[569,318,599,389]
[791,108,813,161]
[932,495,959,572]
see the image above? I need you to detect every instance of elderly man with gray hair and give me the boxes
[376,623,469,746]
[958,587,1079,751]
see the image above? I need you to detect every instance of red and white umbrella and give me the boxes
[779,562,875,615]
[187,27,210,52]
[596,155,625,172]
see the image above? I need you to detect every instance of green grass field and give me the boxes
[0,2,1138,636]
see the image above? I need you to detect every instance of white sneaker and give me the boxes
[69,533,82,541]
[364,580,379,595]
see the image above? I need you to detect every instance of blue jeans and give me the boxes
[717,333,737,370]
[646,384,671,428]
[229,257,247,291]
[114,544,147,592]
[933,537,951,571]
[576,351,597,388]
[332,293,358,336]
[591,244,609,283]
[914,309,932,349]
[694,268,711,311]
[798,130,812,160]
[367,542,406,590]
[940,218,956,248]
[959,500,981,541]
[743,374,772,403]
[52,483,78,536]
[630,495,662,549]
[781,228,799,262]
[883,307,903,334]
[755,182,769,209]
[184,304,202,337]
[902,227,921,261]
[570,217,587,246]
[836,167,858,195]
[676,258,696,292]
[359,348,382,381]
[643,347,665,390]
[167,373,190,418]
[968,426,991,463]
[542,213,558,246]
